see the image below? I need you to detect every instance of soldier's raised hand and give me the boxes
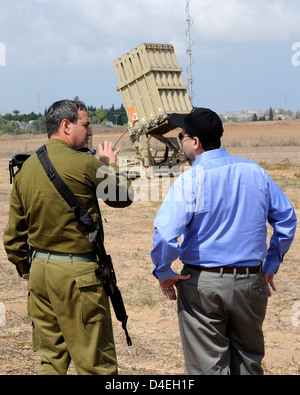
[98,141,121,164]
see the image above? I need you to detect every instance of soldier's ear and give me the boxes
[61,119,72,135]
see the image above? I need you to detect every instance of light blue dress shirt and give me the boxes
[151,148,297,281]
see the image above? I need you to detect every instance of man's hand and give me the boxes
[98,141,120,165]
[264,273,277,297]
[160,273,191,301]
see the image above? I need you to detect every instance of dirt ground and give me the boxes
[0,120,299,375]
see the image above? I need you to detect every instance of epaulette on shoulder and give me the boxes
[9,154,31,184]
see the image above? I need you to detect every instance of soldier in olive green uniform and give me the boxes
[3,99,134,375]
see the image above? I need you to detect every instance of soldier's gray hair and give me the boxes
[46,97,87,138]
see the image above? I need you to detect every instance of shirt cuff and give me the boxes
[263,260,280,275]
[152,267,176,282]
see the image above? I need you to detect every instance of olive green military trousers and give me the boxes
[28,256,118,375]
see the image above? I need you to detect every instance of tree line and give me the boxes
[1,105,299,135]
[0,104,128,135]
[252,107,300,122]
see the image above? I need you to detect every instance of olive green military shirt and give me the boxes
[3,139,133,277]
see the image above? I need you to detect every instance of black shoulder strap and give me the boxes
[36,145,98,243]
[36,145,80,209]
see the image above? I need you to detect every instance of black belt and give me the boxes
[184,264,262,275]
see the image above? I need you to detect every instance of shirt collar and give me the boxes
[192,148,229,167]
[47,139,73,149]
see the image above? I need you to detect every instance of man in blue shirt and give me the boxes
[151,108,297,375]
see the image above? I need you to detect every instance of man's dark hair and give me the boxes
[199,137,222,152]
[46,97,87,138]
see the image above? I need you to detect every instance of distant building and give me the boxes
[221,110,263,121]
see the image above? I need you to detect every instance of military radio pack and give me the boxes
[9,154,31,184]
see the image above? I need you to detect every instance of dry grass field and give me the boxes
[0,120,299,375]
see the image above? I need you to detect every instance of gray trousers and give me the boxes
[177,266,268,375]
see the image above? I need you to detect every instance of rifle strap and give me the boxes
[36,145,82,210]
[36,145,105,248]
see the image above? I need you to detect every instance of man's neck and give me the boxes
[50,134,74,149]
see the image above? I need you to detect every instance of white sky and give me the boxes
[0,0,299,114]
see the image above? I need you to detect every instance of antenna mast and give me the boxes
[186,0,194,104]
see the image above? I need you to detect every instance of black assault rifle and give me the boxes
[29,145,132,346]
